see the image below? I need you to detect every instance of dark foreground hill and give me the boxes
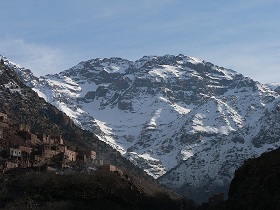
[0,171,197,210]
[225,147,280,210]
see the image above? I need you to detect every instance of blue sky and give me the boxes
[1,0,280,83]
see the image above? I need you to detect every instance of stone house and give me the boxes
[64,148,77,162]
[0,159,19,172]
[4,160,18,169]
[18,131,39,145]
[43,148,59,159]
[33,155,46,166]
[85,150,96,159]
[18,159,32,168]
[48,134,64,145]
[54,146,78,163]
[37,133,48,143]
[99,164,123,175]
[15,145,32,161]
[17,124,31,132]
[79,149,96,162]
[52,134,64,145]
[2,148,22,160]
[18,145,32,155]
[38,134,64,145]
[40,144,77,163]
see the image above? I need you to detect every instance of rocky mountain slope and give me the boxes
[7,54,280,202]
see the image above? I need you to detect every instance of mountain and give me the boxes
[10,54,280,202]
[0,55,182,203]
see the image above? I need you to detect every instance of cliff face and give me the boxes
[226,146,280,210]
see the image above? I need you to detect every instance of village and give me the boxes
[0,112,123,175]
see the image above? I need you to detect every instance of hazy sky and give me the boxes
[1,0,280,83]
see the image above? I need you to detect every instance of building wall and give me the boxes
[9,148,22,159]
[30,134,38,144]
[0,122,9,128]
[43,138,55,145]
[65,149,77,161]
[5,161,18,169]
[38,134,66,147]
[37,133,48,142]
[43,149,58,159]
[18,124,30,132]
[19,146,32,154]
[18,131,38,144]
[100,164,117,172]
[79,150,97,162]
[49,134,64,145]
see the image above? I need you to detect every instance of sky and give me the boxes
[1,0,280,83]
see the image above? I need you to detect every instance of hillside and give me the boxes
[0,171,198,210]
[0,57,149,172]
[0,57,181,204]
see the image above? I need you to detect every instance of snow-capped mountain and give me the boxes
[9,54,280,202]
